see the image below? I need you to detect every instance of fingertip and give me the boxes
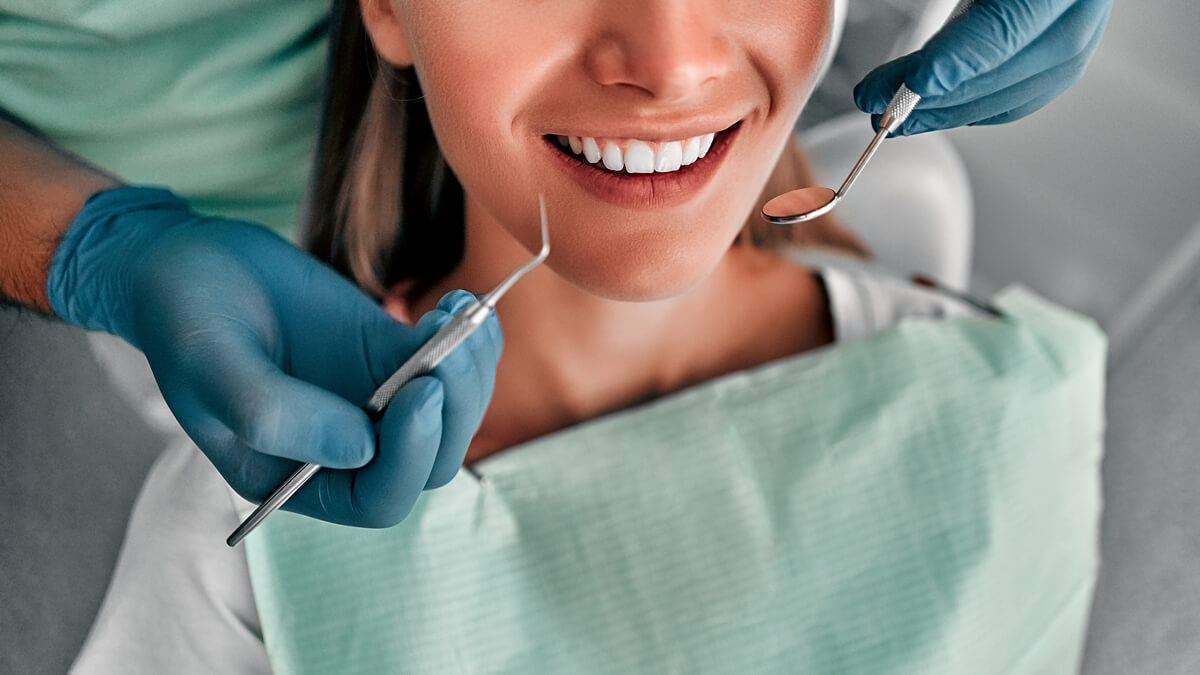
[384,375,444,440]
[424,464,459,490]
[856,54,922,114]
[486,310,504,360]
[360,376,445,523]
[412,291,474,341]
[222,367,379,470]
[851,80,871,113]
[437,289,476,315]
[852,79,888,116]
[309,403,374,468]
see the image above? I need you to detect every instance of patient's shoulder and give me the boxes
[819,265,987,343]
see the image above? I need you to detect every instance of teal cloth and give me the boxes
[245,287,1106,674]
[0,0,327,239]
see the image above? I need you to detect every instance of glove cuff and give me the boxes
[47,185,191,345]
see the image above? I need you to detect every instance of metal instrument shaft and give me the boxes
[227,195,550,547]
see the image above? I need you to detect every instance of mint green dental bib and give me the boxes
[246,287,1105,675]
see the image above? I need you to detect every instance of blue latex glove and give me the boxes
[48,186,502,528]
[854,0,1112,135]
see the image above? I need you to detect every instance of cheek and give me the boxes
[405,11,539,223]
[742,0,834,112]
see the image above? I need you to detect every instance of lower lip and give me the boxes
[540,123,741,210]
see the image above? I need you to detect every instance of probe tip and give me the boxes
[536,193,551,261]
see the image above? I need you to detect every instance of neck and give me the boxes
[408,194,734,382]
[400,188,832,461]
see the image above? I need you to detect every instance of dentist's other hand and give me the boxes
[854,0,1112,135]
[48,186,501,527]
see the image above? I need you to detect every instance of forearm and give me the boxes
[0,112,120,313]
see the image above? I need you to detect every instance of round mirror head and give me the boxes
[761,187,837,225]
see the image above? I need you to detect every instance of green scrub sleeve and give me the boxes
[0,0,329,242]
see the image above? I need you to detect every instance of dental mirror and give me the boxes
[762,84,922,226]
[762,0,976,226]
[762,186,837,224]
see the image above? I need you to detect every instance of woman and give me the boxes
[307,0,889,464]
[73,0,987,672]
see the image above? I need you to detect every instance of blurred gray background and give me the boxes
[3,0,1199,672]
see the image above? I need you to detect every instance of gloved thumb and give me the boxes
[169,333,378,470]
[853,54,921,116]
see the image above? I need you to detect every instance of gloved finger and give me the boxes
[191,421,307,506]
[273,261,434,406]
[287,376,445,527]
[852,0,1108,116]
[891,33,1100,135]
[484,302,504,364]
[970,88,1063,127]
[909,0,1110,109]
[423,302,502,489]
[909,0,1079,98]
[854,53,922,116]
[966,28,1104,128]
[185,326,377,469]
[344,289,477,409]
[423,295,502,489]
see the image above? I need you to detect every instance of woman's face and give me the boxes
[368,0,833,301]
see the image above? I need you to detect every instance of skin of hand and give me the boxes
[853,0,1113,135]
[0,115,118,311]
[359,0,841,461]
[48,186,502,528]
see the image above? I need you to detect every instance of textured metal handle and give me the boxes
[880,84,922,133]
[227,301,490,547]
[365,307,486,413]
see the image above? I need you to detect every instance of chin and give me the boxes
[547,232,728,302]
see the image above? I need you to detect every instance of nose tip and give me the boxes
[585,6,732,102]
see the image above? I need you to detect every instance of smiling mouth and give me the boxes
[539,122,741,210]
[542,122,740,176]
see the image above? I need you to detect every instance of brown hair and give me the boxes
[304,0,868,299]
[303,0,463,300]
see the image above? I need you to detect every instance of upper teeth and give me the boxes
[555,132,717,174]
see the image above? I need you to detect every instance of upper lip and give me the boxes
[543,114,744,143]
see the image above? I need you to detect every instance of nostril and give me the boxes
[583,21,732,103]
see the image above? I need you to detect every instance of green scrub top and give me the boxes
[0,0,329,241]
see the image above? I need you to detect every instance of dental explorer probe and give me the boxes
[227,195,551,547]
[761,0,975,225]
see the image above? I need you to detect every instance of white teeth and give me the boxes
[681,137,700,165]
[601,142,624,171]
[558,130,722,173]
[654,141,683,173]
[582,137,602,164]
[623,141,655,174]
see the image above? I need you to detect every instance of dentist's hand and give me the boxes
[853,0,1112,136]
[49,186,501,528]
